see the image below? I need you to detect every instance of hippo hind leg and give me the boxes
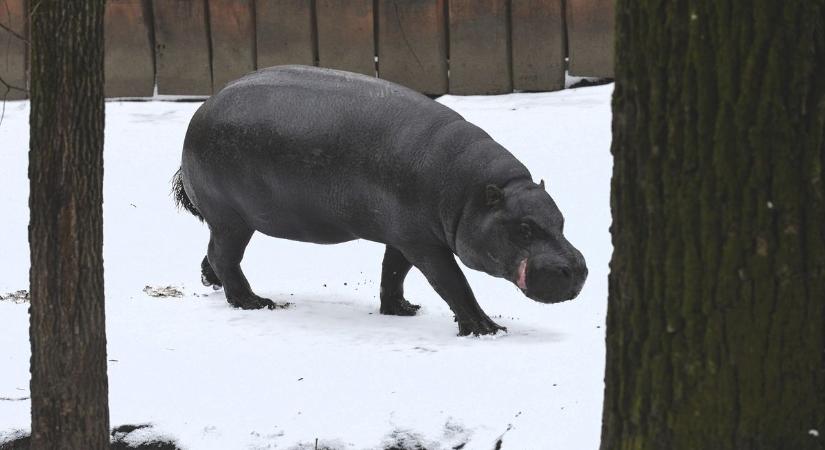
[201,255,222,289]
[379,245,421,316]
[206,215,282,310]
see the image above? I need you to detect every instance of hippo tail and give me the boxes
[172,168,204,222]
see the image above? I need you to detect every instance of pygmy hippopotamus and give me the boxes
[173,65,587,336]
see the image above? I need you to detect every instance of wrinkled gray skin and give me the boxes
[175,65,587,336]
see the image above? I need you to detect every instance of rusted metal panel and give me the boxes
[105,0,154,97]
[316,0,374,76]
[566,0,614,78]
[255,0,314,68]
[448,0,511,95]
[0,0,27,100]
[377,0,447,95]
[209,0,255,91]
[152,0,212,95]
[511,0,565,91]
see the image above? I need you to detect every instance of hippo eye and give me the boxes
[520,223,533,241]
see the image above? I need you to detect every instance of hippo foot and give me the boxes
[457,317,507,336]
[227,294,289,310]
[201,257,222,289]
[379,297,421,316]
[201,273,223,290]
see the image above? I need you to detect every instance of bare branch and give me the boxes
[0,74,27,93]
[0,84,8,127]
[0,75,27,128]
[0,19,27,43]
[0,0,30,129]
[0,0,28,43]
[0,75,12,129]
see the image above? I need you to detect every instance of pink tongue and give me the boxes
[517,259,528,290]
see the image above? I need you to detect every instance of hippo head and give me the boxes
[455,180,587,303]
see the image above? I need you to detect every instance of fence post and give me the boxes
[377,0,447,95]
[208,0,255,91]
[152,0,213,95]
[255,0,315,68]
[104,0,155,97]
[511,0,565,91]
[316,0,375,76]
[448,0,512,95]
[566,0,614,77]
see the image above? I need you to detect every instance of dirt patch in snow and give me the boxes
[142,285,184,298]
[110,423,180,449]
[0,424,180,450]
[0,290,29,304]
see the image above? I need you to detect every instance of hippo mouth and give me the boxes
[517,258,528,290]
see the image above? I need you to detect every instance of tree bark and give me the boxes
[28,1,109,449]
[602,1,825,449]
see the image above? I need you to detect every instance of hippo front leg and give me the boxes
[401,246,506,336]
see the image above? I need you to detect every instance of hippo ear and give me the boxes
[485,184,504,206]
[539,179,546,190]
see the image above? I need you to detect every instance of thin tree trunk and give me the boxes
[602,1,825,449]
[28,1,109,448]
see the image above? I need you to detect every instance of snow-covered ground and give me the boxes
[0,84,613,449]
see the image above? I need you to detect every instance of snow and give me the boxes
[0,84,613,449]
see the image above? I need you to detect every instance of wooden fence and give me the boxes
[0,0,613,100]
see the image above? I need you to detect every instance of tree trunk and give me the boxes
[28,1,109,449]
[602,1,825,449]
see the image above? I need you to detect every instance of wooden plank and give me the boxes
[511,0,565,91]
[316,0,374,76]
[448,0,511,95]
[104,0,154,97]
[152,0,212,95]
[208,0,255,91]
[0,0,27,100]
[377,0,447,95]
[255,0,314,68]
[566,0,614,78]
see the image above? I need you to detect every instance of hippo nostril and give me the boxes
[560,267,571,279]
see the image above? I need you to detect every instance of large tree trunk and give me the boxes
[28,1,109,448]
[602,1,825,449]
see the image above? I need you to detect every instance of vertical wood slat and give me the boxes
[152,0,212,95]
[0,0,27,99]
[377,0,447,95]
[316,0,375,76]
[511,0,565,91]
[104,0,154,97]
[255,0,314,68]
[208,0,255,91]
[566,0,614,77]
[448,0,511,95]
